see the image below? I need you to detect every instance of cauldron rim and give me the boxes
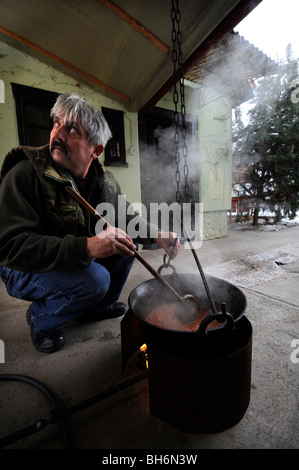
[128,272,247,335]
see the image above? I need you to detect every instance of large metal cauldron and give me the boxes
[128,272,252,434]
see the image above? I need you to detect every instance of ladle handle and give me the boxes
[65,186,182,301]
[134,250,182,300]
[183,224,217,314]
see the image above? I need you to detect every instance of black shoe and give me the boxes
[100,302,127,319]
[77,302,128,322]
[26,307,66,353]
[76,302,127,322]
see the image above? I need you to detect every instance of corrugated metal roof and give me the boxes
[187,31,278,83]
[186,31,279,107]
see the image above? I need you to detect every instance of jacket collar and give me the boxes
[1,144,105,183]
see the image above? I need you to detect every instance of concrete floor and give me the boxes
[0,222,298,449]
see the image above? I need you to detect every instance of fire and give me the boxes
[140,343,149,369]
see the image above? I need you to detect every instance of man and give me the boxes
[0,93,179,353]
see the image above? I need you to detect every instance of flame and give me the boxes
[140,343,149,369]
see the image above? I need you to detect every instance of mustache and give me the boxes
[50,140,70,159]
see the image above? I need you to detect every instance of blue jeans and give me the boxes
[0,254,135,334]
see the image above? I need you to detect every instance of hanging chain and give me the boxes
[171,0,190,204]
[171,0,181,203]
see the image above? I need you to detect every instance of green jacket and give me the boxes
[0,145,157,273]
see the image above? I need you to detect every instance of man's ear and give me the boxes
[93,144,104,159]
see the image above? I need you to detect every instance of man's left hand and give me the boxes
[155,231,181,259]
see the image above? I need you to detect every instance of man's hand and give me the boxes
[155,231,181,259]
[87,226,136,258]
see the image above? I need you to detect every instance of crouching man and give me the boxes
[0,93,179,353]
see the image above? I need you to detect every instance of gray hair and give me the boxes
[50,93,112,147]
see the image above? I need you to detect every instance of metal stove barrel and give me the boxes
[125,272,252,434]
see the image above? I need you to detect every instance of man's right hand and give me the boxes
[86,226,136,258]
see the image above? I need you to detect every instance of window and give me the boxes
[12,83,59,146]
[102,107,127,167]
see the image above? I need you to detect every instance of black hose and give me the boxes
[0,370,148,448]
[0,374,72,449]
[0,374,60,408]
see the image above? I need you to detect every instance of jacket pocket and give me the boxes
[46,203,85,237]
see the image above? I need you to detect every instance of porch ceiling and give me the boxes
[0,0,263,111]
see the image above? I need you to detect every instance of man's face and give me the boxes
[49,115,103,178]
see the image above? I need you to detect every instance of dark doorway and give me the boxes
[138,106,199,231]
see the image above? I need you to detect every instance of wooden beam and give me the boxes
[0,24,130,102]
[98,0,169,54]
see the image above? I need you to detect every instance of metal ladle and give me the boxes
[183,224,217,315]
[183,224,235,331]
[65,186,200,324]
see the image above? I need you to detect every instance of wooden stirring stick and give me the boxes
[65,185,201,322]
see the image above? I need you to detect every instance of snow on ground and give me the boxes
[229,212,299,232]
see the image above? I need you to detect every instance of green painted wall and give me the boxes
[157,81,233,238]
[193,86,232,238]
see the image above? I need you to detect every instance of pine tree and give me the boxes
[232,47,299,225]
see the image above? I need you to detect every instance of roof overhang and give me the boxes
[0,0,263,112]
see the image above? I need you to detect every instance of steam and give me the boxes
[185,31,280,130]
[138,116,201,239]
[186,31,281,221]
[139,123,199,202]
[133,32,278,327]
[138,32,280,251]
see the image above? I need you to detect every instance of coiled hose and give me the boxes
[0,374,72,448]
[0,370,147,448]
